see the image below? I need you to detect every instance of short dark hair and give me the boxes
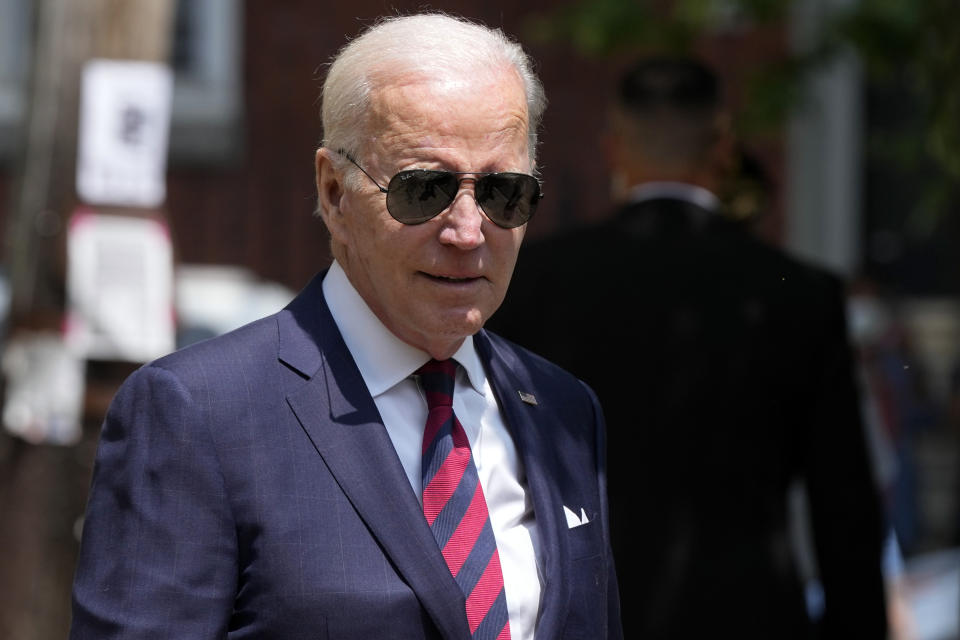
[614,57,723,167]
[618,57,720,115]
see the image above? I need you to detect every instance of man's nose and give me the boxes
[438,180,485,249]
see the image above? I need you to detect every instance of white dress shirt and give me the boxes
[628,180,721,211]
[322,260,541,640]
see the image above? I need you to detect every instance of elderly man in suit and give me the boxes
[69,14,622,640]
[490,57,887,639]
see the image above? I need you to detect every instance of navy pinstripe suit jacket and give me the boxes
[70,271,622,639]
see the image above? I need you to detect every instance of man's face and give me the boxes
[321,70,530,359]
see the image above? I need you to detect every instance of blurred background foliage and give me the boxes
[526,0,960,237]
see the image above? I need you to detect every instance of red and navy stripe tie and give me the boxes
[417,359,511,640]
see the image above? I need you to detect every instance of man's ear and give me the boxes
[604,108,629,171]
[605,109,637,200]
[315,148,349,243]
[709,112,736,178]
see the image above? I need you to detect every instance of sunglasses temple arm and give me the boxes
[337,148,389,194]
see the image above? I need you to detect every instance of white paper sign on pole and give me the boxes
[76,59,173,208]
[65,209,175,362]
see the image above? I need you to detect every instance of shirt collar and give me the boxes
[627,181,721,212]
[322,260,487,397]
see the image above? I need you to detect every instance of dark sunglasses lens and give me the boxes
[475,173,541,228]
[385,170,458,224]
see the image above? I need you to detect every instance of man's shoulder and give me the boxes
[147,313,283,383]
[151,272,326,378]
[742,236,846,296]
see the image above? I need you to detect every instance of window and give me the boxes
[168,0,244,165]
[0,0,243,166]
[0,0,31,163]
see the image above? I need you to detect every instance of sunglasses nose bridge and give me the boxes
[436,184,486,249]
[445,175,484,210]
[439,176,490,230]
[455,174,478,193]
[445,177,481,213]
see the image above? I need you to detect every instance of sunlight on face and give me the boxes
[334,70,530,359]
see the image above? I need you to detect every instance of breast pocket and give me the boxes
[566,509,604,559]
[563,517,611,638]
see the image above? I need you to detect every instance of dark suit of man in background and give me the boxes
[70,14,621,639]
[490,57,887,639]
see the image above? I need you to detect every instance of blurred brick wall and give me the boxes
[1,1,788,291]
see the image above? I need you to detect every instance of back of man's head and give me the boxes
[611,56,726,180]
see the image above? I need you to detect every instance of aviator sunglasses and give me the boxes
[338,150,543,229]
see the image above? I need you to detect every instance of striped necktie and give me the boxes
[417,359,511,640]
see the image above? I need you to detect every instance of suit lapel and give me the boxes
[474,331,572,639]
[279,274,470,640]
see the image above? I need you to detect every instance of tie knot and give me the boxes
[416,358,456,408]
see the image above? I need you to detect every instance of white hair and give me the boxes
[320,13,547,171]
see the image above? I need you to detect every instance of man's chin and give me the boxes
[431,309,488,340]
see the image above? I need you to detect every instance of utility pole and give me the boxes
[0,2,175,637]
[7,0,176,321]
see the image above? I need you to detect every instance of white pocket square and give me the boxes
[563,505,590,528]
